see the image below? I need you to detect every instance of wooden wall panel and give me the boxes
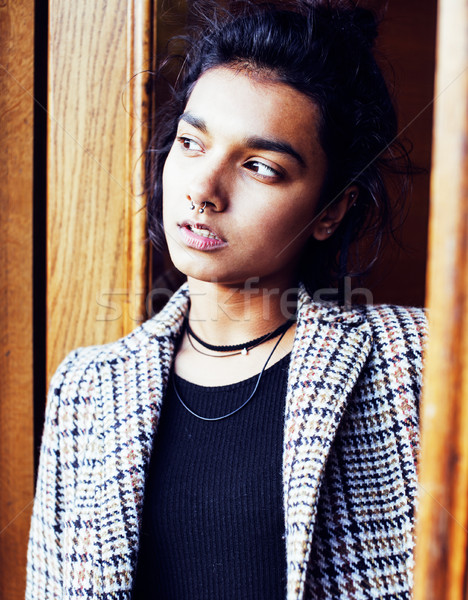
[414,0,468,598]
[0,2,35,599]
[365,0,437,307]
[47,0,152,381]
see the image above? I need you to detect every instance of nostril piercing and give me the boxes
[199,202,207,214]
[188,197,195,210]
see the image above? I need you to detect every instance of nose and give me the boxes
[186,156,229,213]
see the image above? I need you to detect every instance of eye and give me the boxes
[177,136,203,152]
[244,160,282,180]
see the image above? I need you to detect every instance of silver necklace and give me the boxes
[172,327,289,421]
[186,330,245,357]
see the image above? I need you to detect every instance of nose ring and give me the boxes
[198,202,207,214]
[188,197,195,210]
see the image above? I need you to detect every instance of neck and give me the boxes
[186,276,298,346]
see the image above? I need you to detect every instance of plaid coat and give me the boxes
[27,285,426,599]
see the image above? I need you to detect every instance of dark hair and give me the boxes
[146,1,411,295]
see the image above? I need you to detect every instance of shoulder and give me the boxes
[356,305,427,413]
[298,285,427,342]
[297,286,427,370]
[47,284,190,404]
[363,303,428,353]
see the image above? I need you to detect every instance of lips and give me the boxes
[178,221,227,251]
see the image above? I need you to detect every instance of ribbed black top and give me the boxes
[133,353,290,600]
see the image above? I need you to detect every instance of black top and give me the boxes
[133,353,290,600]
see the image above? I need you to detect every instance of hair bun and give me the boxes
[326,5,379,50]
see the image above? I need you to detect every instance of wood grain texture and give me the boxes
[124,0,152,335]
[414,0,468,598]
[0,1,35,599]
[47,0,151,381]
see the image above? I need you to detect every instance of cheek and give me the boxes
[261,199,317,246]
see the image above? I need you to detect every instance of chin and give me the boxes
[180,267,245,286]
[172,259,249,286]
[167,245,284,288]
[168,254,220,283]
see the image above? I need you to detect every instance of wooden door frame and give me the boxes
[414,0,468,597]
[0,2,35,599]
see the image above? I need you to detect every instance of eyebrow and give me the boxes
[179,111,306,167]
[179,112,208,134]
[244,136,306,168]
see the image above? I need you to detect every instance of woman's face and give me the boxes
[162,66,328,290]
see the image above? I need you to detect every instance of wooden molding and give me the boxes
[414,0,468,597]
[0,2,35,598]
[47,0,152,381]
[124,0,152,335]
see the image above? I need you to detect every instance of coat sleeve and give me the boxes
[26,349,97,599]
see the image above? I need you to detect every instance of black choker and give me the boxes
[185,317,295,355]
[173,327,289,421]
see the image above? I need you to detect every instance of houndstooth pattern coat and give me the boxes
[27,284,426,599]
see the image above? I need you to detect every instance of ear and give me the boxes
[311,185,359,241]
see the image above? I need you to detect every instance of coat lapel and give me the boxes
[283,289,372,600]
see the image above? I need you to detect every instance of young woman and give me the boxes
[27,3,427,599]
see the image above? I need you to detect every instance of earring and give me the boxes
[188,197,195,210]
[327,227,333,235]
[198,202,207,214]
